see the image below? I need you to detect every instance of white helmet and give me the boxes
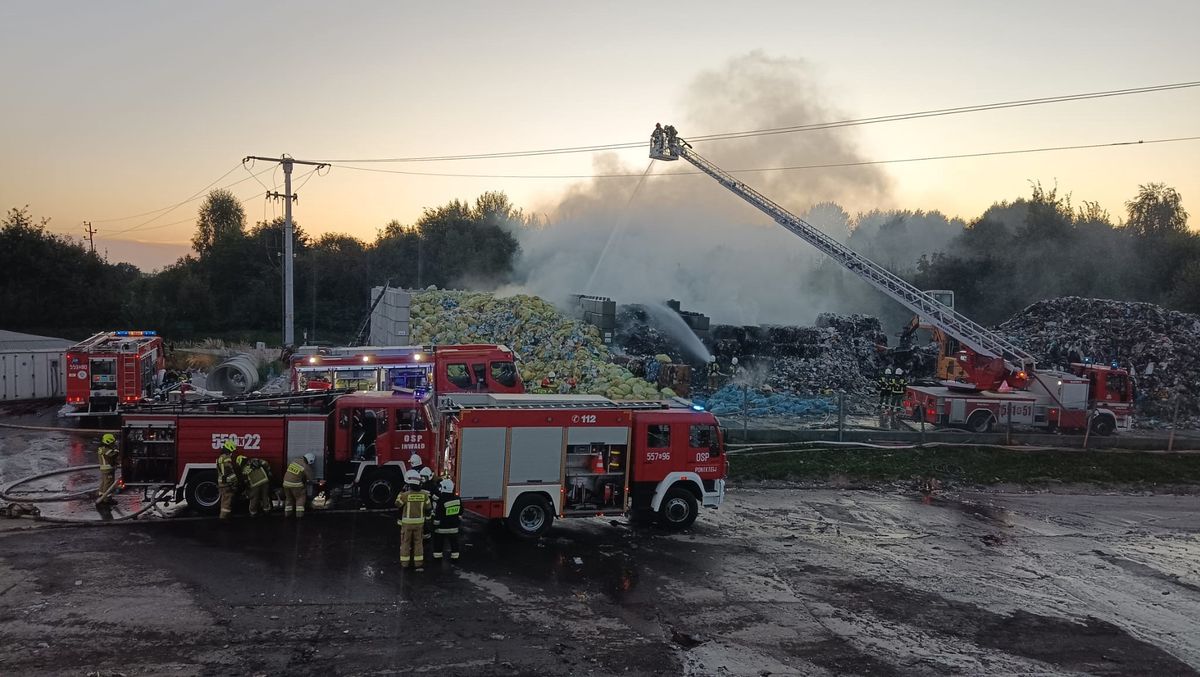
[547,371,557,379]
[731,357,739,365]
[884,367,893,375]
[438,478,454,493]
[419,466,433,479]
[404,469,422,485]
[303,453,316,465]
[408,453,423,468]
[895,368,905,376]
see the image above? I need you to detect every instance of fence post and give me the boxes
[1005,403,1013,446]
[837,390,845,442]
[742,385,749,441]
[1168,396,1180,452]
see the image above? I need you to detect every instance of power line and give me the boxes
[328,134,1200,180]
[320,80,1200,164]
[105,165,275,237]
[90,163,244,223]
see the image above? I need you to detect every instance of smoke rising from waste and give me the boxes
[510,52,905,325]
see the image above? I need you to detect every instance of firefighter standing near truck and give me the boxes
[238,455,273,516]
[216,439,239,521]
[877,367,893,427]
[95,433,119,507]
[282,453,315,518]
[889,368,908,429]
[396,470,432,571]
[430,478,462,562]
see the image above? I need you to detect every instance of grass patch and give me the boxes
[730,446,1200,486]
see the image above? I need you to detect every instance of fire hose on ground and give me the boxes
[0,464,172,524]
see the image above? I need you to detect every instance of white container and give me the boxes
[0,350,68,401]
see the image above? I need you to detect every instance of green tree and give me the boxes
[1124,183,1188,238]
[191,189,247,255]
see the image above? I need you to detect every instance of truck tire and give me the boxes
[507,494,554,539]
[185,471,221,516]
[1091,415,1116,437]
[966,410,994,434]
[657,487,698,530]
[360,470,399,509]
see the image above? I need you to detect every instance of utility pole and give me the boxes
[243,155,328,348]
[83,221,96,255]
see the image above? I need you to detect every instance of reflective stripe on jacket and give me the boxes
[216,453,238,487]
[433,492,462,533]
[97,445,118,473]
[282,458,311,488]
[396,489,431,525]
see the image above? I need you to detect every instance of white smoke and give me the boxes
[508,52,901,325]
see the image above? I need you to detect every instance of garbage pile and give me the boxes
[1000,296,1200,417]
[409,290,668,400]
[613,306,683,357]
[709,313,885,413]
[693,385,836,417]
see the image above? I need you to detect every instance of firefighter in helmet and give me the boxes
[96,433,119,507]
[651,123,665,154]
[238,454,273,516]
[282,453,316,518]
[706,357,721,391]
[430,477,462,562]
[216,439,239,521]
[396,469,432,570]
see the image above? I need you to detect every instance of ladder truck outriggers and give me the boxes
[649,126,1132,435]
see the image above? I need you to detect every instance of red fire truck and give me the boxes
[65,331,165,414]
[120,390,437,512]
[439,394,726,536]
[118,391,726,535]
[289,344,524,395]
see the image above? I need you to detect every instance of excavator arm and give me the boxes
[650,127,1036,387]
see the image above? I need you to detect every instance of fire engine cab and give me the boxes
[65,330,165,414]
[289,344,523,395]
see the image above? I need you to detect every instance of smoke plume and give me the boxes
[509,52,905,325]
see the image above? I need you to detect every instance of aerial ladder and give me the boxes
[649,127,1037,391]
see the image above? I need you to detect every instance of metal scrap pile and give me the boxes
[1000,296,1200,417]
[409,290,668,400]
[710,313,886,413]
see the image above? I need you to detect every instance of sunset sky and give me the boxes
[1,1,1197,270]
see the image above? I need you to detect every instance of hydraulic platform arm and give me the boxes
[649,127,1036,374]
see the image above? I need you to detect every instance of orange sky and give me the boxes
[1,1,1197,270]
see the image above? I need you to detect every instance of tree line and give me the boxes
[0,182,1192,342]
[1,190,527,343]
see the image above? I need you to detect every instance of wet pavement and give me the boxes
[2,416,1200,675]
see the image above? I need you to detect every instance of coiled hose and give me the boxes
[0,465,171,523]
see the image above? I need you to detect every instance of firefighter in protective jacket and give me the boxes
[282,453,315,518]
[431,478,462,561]
[396,470,432,570]
[216,439,239,520]
[238,455,273,516]
[96,433,119,507]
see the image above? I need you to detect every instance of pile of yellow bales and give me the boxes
[410,290,672,400]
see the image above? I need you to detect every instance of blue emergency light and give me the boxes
[692,404,705,411]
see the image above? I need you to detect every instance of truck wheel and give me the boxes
[360,471,399,509]
[966,410,994,434]
[507,494,554,539]
[1091,415,1116,437]
[185,471,221,516]
[657,487,698,530]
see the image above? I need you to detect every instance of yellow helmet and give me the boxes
[101,433,116,445]
[222,439,237,453]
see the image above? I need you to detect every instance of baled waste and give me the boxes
[409,289,668,400]
[693,385,836,417]
[1000,296,1200,417]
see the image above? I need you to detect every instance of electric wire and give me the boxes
[89,163,243,223]
[328,134,1200,180]
[105,165,275,237]
[320,80,1200,163]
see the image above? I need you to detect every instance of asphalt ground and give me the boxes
[2,415,1199,675]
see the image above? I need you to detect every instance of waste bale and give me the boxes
[409,289,669,400]
[693,385,836,417]
[1000,296,1200,417]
